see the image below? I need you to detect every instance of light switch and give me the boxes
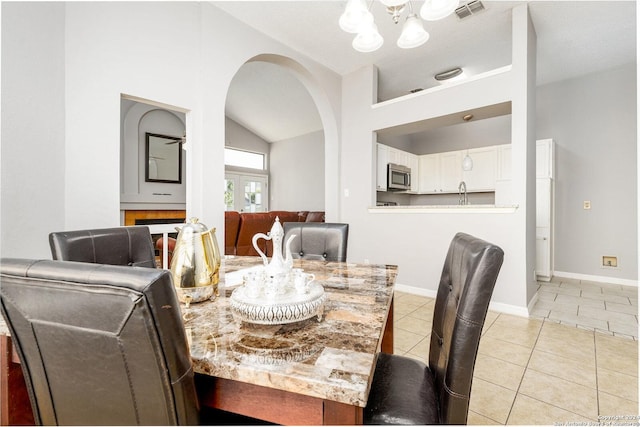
[583,201,591,210]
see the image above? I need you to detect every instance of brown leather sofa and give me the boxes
[226,211,325,257]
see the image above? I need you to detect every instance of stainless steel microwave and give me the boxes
[387,163,411,191]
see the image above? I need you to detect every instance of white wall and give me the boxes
[537,63,638,282]
[1,2,342,257]
[225,116,271,174]
[270,131,325,211]
[1,2,66,258]
[340,5,536,313]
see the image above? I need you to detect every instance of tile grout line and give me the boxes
[593,330,601,418]
[511,319,602,423]
[503,314,545,425]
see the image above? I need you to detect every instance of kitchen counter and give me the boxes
[369,204,519,214]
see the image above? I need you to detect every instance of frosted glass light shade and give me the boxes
[397,14,429,48]
[380,0,408,6]
[462,154,473,171]
[353,22,384,52]
[420,0,459,21]
[339,0,371,33]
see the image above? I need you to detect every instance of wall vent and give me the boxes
[455,0,485,19]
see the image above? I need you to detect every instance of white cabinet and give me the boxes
[496,140,554,181]
[407,154,419,193]
[462,146,497,192]
[388,148,409,168]
[376,143,418,192]
[376,144,389,191]
[439,151,462,192]
[536,139,554,178]
[536,177,554,281]
[418,154,439,193]
[417,152,462,193]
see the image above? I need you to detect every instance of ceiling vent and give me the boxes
[455,0,485,19]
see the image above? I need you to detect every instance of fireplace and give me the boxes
[124,210,186,226]
[124,210,186,267]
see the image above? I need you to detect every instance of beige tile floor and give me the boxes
[393,288,639,425]
[530,277,638,339]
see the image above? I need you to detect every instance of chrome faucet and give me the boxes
[458,181,468,205]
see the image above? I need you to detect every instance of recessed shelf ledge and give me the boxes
[368,205,519,214]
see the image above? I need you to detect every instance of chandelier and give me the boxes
[339,0,460,52]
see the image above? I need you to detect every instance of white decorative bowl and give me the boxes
[229,282,326,325]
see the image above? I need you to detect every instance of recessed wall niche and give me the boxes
[120,97,186,210]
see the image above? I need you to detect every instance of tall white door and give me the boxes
[225,173,268,212]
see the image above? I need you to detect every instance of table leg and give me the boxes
[380,294,394,354]
[0,335,34,426]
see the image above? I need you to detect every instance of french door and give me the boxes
[225,173,268,212]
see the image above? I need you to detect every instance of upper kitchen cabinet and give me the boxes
[376,143,389,191]
[462,146,497,191]
[418,151,462,193]
[376,143,419,192]
[407,154,419,193]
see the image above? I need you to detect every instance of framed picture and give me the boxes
[145,132,183,184]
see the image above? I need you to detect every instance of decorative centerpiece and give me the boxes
[229,217,326,325]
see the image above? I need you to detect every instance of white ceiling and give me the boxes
[216,0,636,142]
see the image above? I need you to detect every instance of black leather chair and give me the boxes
[0,258,199,425]
[364,232,504,425]
[282,222,349,262]
[49,226,156,268]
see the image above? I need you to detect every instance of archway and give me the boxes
[224,54,339,218]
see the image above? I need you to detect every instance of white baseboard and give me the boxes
[394,283,530,318]
[553,271,638,287]
[394,283,436,299]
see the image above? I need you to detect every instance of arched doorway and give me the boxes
[223,54,340,218]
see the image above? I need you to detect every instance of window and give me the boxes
[224,148,265,170]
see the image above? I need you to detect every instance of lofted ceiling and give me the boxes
[215,1,636,142]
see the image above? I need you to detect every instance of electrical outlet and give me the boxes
[602,256,618,268]
[583,201,591,210]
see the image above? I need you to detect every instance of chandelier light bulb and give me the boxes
[420,0,459,21]
[339,0,371,33]
[380,0,409,6]
[353,22,384,52]
[397,13,429,48]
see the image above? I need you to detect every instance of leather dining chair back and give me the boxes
[283,222,349,262]
[0,258,199,425]
[49,226,156,268]
[365,232,504,425]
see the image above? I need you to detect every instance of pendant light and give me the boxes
[420,0,460,21]
[353,21,384,52]
[462,152,473,171]
[461,113,474,171]
[339,0,372,33]
[397,3,429,49]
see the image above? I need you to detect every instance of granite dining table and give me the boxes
[191,256,397,425]
[0,256,397,426]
